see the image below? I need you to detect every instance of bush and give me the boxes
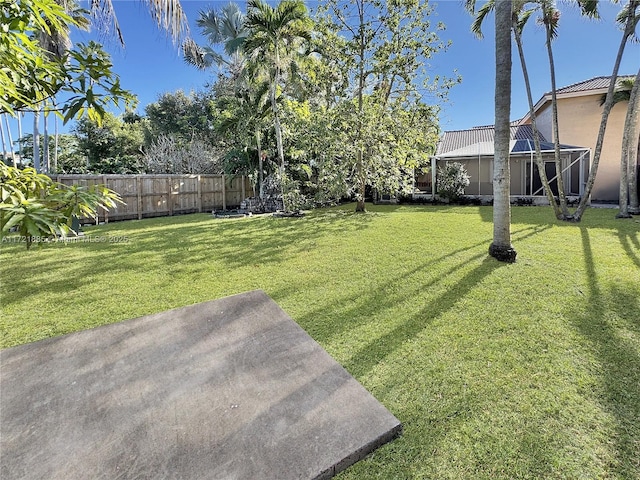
[0,165,122,249]
[436,162,470,202]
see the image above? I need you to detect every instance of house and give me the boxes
[418,76,637,203]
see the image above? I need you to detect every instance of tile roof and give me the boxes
[551,75,634,95]
[436,124,542,156]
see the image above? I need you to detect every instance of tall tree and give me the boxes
[468,0,562,218]
[539,0,571,218]
[89,0,192,51]
[489,0,516,263]
[601,73,640,217]
[624,75,640,214]
[320,0,456,212]
[243,0,313,211]
[467,0,599,221]
[186,2,271,198]
[574,0,640,220]
[3,114,17,167]
[184,2,249,81]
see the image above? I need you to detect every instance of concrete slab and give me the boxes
[1,290,401,479]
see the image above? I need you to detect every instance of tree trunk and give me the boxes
[256,127,264,201]
[33,109,41,172]
[17,113,23,167]
[489,0,516,263]
[513,27,560,218]
[4,115,17,168]
[625,69,640,214]
[0,115,7,163]
[630,139,640,214]
[544,20,570,218]
[574,0,638,221]
[43,110,50,173]
[271,49,287,211]
[616,68,640,217]
[53,109,59,173]
[355,0,366,213]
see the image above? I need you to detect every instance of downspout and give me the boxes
[431,156,436,201]
[528,138,533,195]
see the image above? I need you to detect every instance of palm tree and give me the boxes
[243,0,312,211]
[468,0,563,219]
[89,0,191,50]
[184,2,249,81]
[574,0,640,220]
[623,74,640,215]
[467,0,599,221]
[539,0,571,218]
[600,73,640,216]
[489,0,516,263]
[186,2,274,200]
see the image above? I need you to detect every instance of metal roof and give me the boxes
[435,124,543,156]
[436,137,586,159]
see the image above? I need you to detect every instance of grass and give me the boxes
[1,204,639,479]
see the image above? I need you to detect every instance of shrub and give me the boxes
[0,165,122,249]
[436,162,470,202]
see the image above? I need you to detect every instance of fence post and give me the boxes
[167,176,173,216]
[136,175,143,220]
[103,175,109,224]
[222,174,226,211]
[197,175,202,213]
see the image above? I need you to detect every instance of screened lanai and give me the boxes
[415,125,591,201]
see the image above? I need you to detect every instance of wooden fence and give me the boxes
[53,174,253,223]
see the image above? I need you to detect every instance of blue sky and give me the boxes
[3,0,639,146]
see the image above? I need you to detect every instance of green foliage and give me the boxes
[0,0,73,114]
[314,0,457,207]
[437,161,471,202]
[17,133,85,172]
[0,164,122,249]
[1,0,136,125]
[73,112,146,173]
[144,90,218,146]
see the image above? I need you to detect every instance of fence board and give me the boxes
[53,174,252,223]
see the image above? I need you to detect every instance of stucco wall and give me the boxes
[535,94,628,202]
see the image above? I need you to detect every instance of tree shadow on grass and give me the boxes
[572,228,640,478]
[272,223,550,352]
[342,256,502,379]
[0,211,377,310]
[617,229,640,269]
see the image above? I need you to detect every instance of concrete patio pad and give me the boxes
[1,290,401,479]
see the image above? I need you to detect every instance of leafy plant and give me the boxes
[436,162,471,202]
[0,164,122,249]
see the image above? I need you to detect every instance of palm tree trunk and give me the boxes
[256,127,264,200]
[33,109,41,172]
[489,0,516,263]
[0,116,7,163]
[574,0,638,221]
[43,109,50,173]
[17,113,23,167]
[3,114,17,168]
[53,104,59,173]
[623,68,640,215]
[270,56,286,211]
[513,26,561,218]
[544,20,570,218]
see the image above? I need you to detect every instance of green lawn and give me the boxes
[1,204,639,479]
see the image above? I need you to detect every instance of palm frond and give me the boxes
[470,0,495,39]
